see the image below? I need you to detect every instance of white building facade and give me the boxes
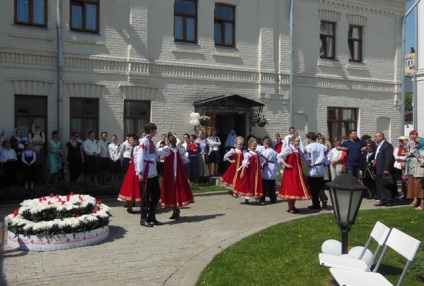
[0,0,407,143]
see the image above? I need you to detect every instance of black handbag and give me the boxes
[382,174,394,186]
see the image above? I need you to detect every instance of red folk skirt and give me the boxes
[220,152,243,187]
[278,151,311,200]
[118,160,141,202]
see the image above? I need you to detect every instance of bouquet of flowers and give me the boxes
[199,115,211,126]
[6,193,111,238]
[257,116,269,127]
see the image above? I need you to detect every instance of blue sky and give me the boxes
[405,0,417,52]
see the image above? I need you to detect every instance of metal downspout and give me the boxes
[289,0,294,127]
[402,0,421,133]
[57,0,63,140]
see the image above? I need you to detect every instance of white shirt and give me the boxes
[0,148,17,163]
[99,140,109,158]
[304,142,326,177]
[108,142,121,161]
[120,140,132,159]
[83,139,101,156]
[207,136,221,151]
[223,147,244,161]
[136,135,168,177]
[261,147,279,180]
[22,150,36,164]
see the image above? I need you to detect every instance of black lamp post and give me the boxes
[326,173,367,254]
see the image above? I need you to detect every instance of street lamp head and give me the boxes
[326,173,367,230]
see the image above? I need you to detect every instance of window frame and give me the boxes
[14,0,48,27]
[70,98,99,140]
[320,21,336,60]
[15,95,48,136]
[327,107,358,141]
[174,0,198,43]
[348,25,363,62]
[70,0,100,33]
[123,100,151,137]
[214,3,235,48]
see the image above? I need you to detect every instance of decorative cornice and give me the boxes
[304,0,398,17]
[7,78,53,95]
[1,50,398,94]
[319,9,341,22]
[119,84,157,100]
[64,82,104,98]
[215,0,239,6]
[346,14,367,26]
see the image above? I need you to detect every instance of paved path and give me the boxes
[0,191,381,286]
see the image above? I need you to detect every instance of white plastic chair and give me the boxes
[330,228,422,286]
[319,221,391,271]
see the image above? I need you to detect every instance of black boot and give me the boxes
[169,209,181,219]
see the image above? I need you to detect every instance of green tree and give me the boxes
[405,92,412,111]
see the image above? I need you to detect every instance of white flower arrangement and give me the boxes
[257,116,269,127]
[199,115,210,126]
[6,193,111,238]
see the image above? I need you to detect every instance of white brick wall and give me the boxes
[0,0,407,144]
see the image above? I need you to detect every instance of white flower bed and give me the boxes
[5,193,111,251]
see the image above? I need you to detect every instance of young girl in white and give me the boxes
[22,142,37,191]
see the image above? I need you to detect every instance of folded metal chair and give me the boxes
[319,221,391,271]
[330,228,422,286]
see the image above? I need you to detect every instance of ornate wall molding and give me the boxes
[319,9,341,22]
[7,78,53,95]
[119,84,157,100]
[64,82,104,98]
[215,0,239,6]
[0,51,56,67]
[346,14,367,26]
[302,0,398,17]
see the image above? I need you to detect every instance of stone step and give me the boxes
[210,176,226,186]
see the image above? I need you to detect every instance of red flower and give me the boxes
[92,210,97,214]
[43,197,47,201]
[76,215,79,218]
[13,210,18,216]
[61,201,65,205]
[39,198,43,202]
[50,193,54,197]
[70,192,74,196]
[48,201,52,205]
[96,200,102,205]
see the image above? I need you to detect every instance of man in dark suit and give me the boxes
[373,132,396,206]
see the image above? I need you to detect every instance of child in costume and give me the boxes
[233,137,263,204]
[160,132,195,219]
[221,136,245,191]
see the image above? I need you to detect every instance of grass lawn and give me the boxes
[197,207,424,286]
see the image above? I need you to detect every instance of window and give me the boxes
[174,0,197,43]
[15,95,47,136]
[214,4,235,47]
[124,101,151,136]
[327,107,358,141]
[70,0,99,33]
[320,21,336,59]
[70,98,99,139]
[15,0,47,27]
[348,25,362,62]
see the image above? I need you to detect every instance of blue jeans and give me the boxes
[346,165,360,178]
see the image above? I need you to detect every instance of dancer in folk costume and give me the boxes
[220,136,245,189]
[118,134,141,213]
[277,133,311,213]
[260,138,279,204]
[160,132,195,219]
[233,137,263,204]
